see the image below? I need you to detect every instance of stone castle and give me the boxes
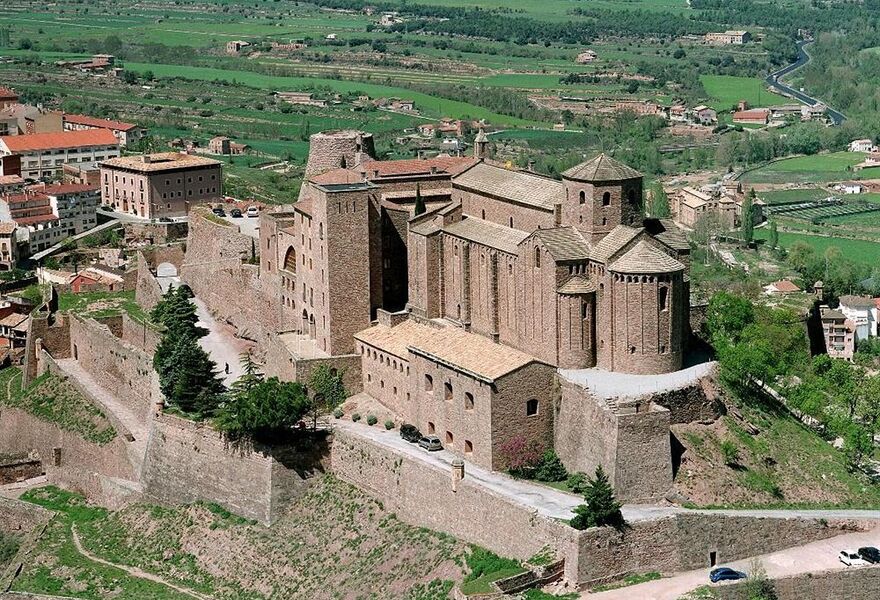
[255,130,704,501]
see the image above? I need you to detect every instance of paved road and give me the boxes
[765,40,846,125]
[586,527,880,599]
[193,297,252,387]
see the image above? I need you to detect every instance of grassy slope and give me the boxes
[674,390,880,508]
[17,477,468,600]
[753,228,880,267]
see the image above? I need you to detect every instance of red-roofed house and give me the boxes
[0,189,60,253]
[62,113,145,147]
[764,279,801,295]
[0,88,18,110]
[733,108,771,125]
[0,221,17,270]
[0,129,120,180]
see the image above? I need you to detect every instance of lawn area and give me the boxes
[743,152,867,184]
[753,229,880,267]
[700,75,789,111]
[123,62,543,126]
[758,187,829,204]
[57,290,149,323]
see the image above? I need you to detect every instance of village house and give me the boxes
[0,311,29,349]
[849,138,874,153]
[0,104,63,137]
[763,279,801,295]
[732,108,771,126]
[820,305,856,361]
[0,87,17,110]
[62,113,145,147]
[576,49,598,63]
[672,186,737,229]
[226,40,250,55]
[692,105,717,125]
[0,222,17,270]
[0,129,120,180]
[838,295,878,341]
[276,92,327,107]
[0,189,61,254]
[208,136,249,155]
[705,30,751,45]
[99,152,222,219]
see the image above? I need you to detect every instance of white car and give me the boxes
[839,549,869,567]
[246,205,259,218]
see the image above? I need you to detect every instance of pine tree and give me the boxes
[165,335,223,416]
[742,189,755,245]
[414,183,426,216]
[570,465,625,530]
[768,220,779,250]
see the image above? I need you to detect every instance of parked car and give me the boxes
[858,547,880,564]
[709,567,746,583]
[840,549,870,567]
[230,208,243,218]
[246,205,259,218]
[418,436,442,451]
[400,423,421,443]
[212,207,226,217]
[158,216,173,223]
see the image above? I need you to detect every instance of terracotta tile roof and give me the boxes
[0,175,23,186]
[0,222,16,234]
[562,153,642,182]
[63,113,137,131]
[28,183,99,195]
[590,225,642,263]
[528,227,590,262]
[609,240,684,274]
[767,279,801,293]
[309,168,364,185]
[100,152,220,172]
[294,199,313,217]
[557,274,597,295]
[0,87,16,99]
[453,162,562,210]
[733,108,770,121]
[15,214,58,226]
[0,312,27,328]
[355,319,541,381]
[646,219,689,252]
[0,129,118,152]
[821,306,846,321]
[442,217,529,254]
[360,156,477,178]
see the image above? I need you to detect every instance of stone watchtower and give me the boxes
[561,154,643,244]
[304,130,376,177]
[473,128,489,160]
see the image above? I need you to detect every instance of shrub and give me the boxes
[352,412,361,422]
[366,414,378,426]
[497,435,543,477]
[566,471,589,494]
[720,440,740,466]
[384,419,394,430]
[333,408,343,419]
[570,466,624,531]
[534,450,568,482]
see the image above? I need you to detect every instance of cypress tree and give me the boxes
[570,465,625,530]
[768,220,779,250]
[742,189,755,245]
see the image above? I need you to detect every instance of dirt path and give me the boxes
[71,525,213,600]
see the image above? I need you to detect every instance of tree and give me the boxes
[743,559,778,600]
[215,376,311,443]
[648,181,670,218]
[570,466,625,530]
[742,189,755,245]
[414,183,426,216]
[534,450,568,482]
[705,291,755,349]
[768,220,779,250]
[159,335,224,417]
[497,435,543,477]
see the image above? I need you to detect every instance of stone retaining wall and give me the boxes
[140,412,327,525]
[134,252,164,313]
[716,565,880,600]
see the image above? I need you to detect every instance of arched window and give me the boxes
[534,246,541,268]
[659,286,669,312]
[424,374,434,393]
[579,190,586,205]
[602,191,611,206]
[464,392,474,411]
[444,382,453,401]
[284,247,296,272]
[526,399,539,416]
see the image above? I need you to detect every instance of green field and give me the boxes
[700,75,789,111]
[754,229,880,266]
[758,188,829,204]
[743,152,870,184]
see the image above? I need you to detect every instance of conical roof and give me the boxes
[562,153,642,182]
[609,241,684,274]
[474,128,489,143]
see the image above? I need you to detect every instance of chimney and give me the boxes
[141,155,152,164]
[430,165,437,174]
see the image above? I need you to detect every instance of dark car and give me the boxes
[709,567,746,583]
[212,207,226,217]
[230,208,243,218]
[400,423,421,443]
[859,547,880,564]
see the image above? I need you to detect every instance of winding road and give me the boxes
[764,40,846,125]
